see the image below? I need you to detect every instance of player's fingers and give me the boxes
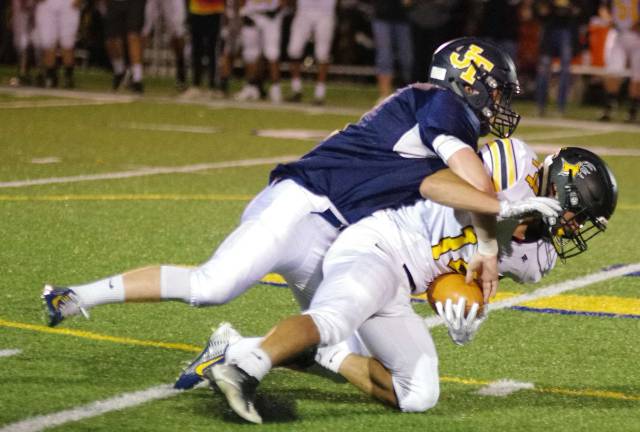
[435,301,445,318]
[445,298,454,323]
[466,302,479,325]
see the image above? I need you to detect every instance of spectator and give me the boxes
[235,0,285,103]
[35,0,81,88]
[408,0,462,82]
[475,0,521,62]
[286,0,337,105]
[10,0,36,86]
[371,0,413,100]
[182,0,224,98]
[105,0,146,93]
[142,0,188,91]
[599,0,640,123]
[218,0,241,97]
[534,0,583,117]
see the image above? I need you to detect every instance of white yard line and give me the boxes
[522,117,640,133]
[476,380,535,397]
[118,123,219,134]
[517,130,610,141]
[2,264,639,430]
[0,100,133,109]
[0,156,297,189]
[424,262,640,328]
[529,143,640,157]
[0,384,181,432]
[0,349,21,358]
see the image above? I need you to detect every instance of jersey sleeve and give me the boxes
[479,138,542,201]
[416,89,480,157]
[498,240,558,283]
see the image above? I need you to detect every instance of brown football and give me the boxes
[427,273,484,316]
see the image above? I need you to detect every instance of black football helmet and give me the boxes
[428,37,521,138]
[539,147,618,260]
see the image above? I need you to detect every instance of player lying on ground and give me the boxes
[196,144,617,423]
[42,38,556,326]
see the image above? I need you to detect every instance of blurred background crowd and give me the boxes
[0,0,638,121]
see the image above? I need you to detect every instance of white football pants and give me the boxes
[190,179,341,309]
[305,215,440,412]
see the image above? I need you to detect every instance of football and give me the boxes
[427,273,484,317]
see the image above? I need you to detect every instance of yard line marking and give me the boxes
[423,262,640,327]
[476,379,535,397]
[0,100,132,109]
[0,349,21,358]
[118,123,220,134]
[30,157,61,164]
[530,143,640,157]
[0,319,201,353]
[522,117,640,133]
[0,384,181,432]
[0,194,253,202]
[0,155,297,189]
[0,86,136,103]
[517,130,610,141]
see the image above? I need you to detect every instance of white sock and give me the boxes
[112,58,125,75]
[314,82,326,100]
[226,337,263,363]
[315,341,352,374]
[132,63,143,82]
[235,348,272,381]
[70,275,125,309]
[291,77,302,93]
[160,265,192,302]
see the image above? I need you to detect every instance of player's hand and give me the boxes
[498,197,561,220]
[435,298,487,346]
[467,252,498,302]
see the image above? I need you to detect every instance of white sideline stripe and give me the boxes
[424,263,640,328]
[476,379,535,397]
[0,384,180,432]
[118,123,219,134]
[518,130,610,141]
[522,117,640,133]
[0,156,297,188]
[530,143,640,157]
[0,100,131,109]
[0,349,21,358]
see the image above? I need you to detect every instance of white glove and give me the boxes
[435,298,487,346]
[499,197,562,220]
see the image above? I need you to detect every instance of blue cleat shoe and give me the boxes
[41,284,89,327]
[174,322,241,390]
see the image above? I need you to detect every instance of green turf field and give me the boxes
[0,72,639,431]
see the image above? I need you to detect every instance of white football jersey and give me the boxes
[371,138,557,294]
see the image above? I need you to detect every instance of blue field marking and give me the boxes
[602,263,640,277]
[511,306,640,320]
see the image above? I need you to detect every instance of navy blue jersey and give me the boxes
[270,85,481,223]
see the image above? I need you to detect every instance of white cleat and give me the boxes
[206,364,262,424]
[269,84,282,104]
[234,85,260,102]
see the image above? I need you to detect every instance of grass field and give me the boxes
[1,69,639,431]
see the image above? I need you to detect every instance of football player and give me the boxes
[203,142,617,422]
[43,39,554,337]
[599,0,640,122]
[142,0,188,90]
[234,0,286,102]
[34,0,81,88]
[286,0,337,104]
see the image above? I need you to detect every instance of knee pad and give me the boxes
[305,310,352,347]
[395,355,440,412]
